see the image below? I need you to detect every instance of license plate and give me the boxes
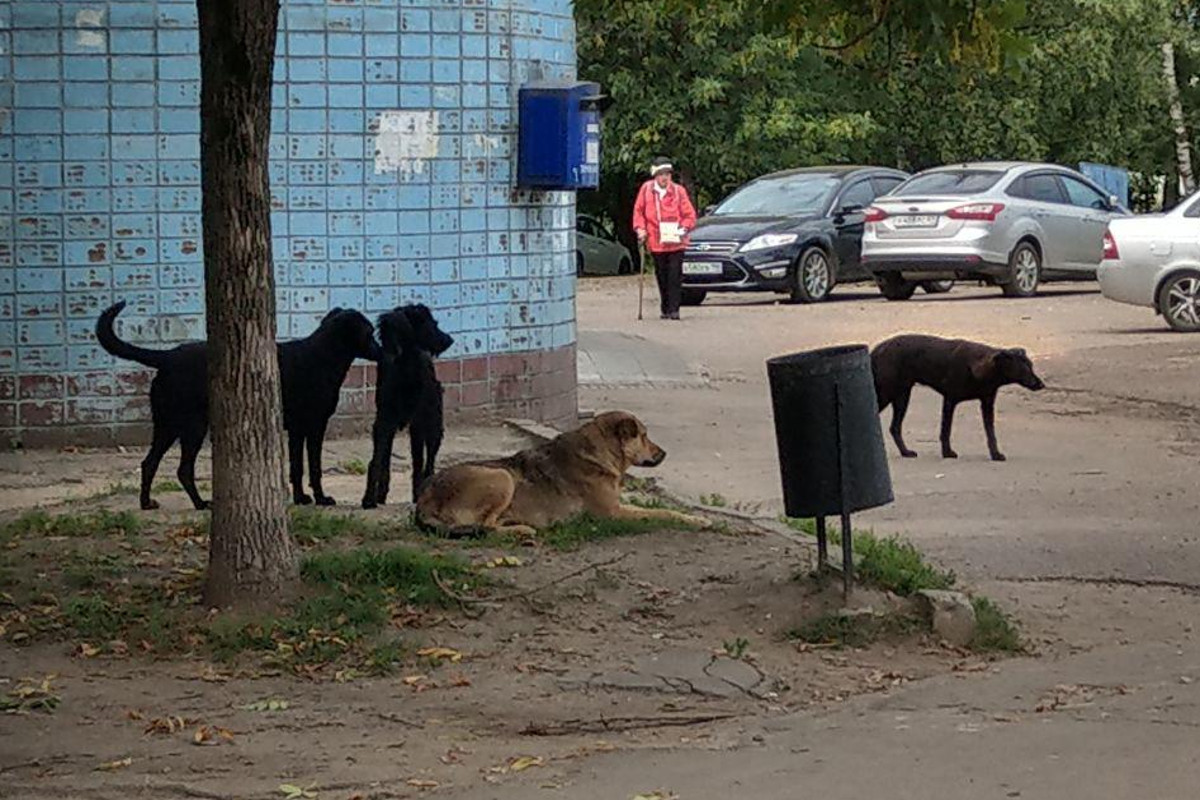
[683,261,722,276]
[893,214,939,228]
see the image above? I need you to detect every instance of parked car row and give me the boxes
[577,159,1200,332]
[680,161,1128,305]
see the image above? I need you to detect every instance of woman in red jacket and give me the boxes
[633,157,698,320]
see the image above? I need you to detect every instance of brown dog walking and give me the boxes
[871,334,1045,462]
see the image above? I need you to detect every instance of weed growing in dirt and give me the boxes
[782,517,955,596]
[539,512,702,551]
[365,640,410,675]
[969,597,1023,653]
[723,637,750,659]
[790,611,925,649]
[700,493,728,508]
[339,458,368,476]
[1,509,141,540]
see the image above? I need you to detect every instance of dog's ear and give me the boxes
[614,417,640,441]
[1007,347,1028,360]
[379,311,414,355]
[969,352,998,381]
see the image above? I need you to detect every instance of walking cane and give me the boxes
[637,241,647,321]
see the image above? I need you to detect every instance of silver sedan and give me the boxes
[1099,194,1200,332]
[863,162,1126,300]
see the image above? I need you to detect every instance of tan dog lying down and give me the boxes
[415,411,708,536]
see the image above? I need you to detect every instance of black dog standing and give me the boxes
[871,334,1045,462]
[362,305,455,509]
[97,302,380,510]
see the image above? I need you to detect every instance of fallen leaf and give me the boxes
[145,715,189,735]
[449,674,472,688]
[509,756,543,772]
[279,784,318,799]
[407,779,440,789]
[77,642,101,658]
[96,757,133,772]
[125,709,145,721]
[417,647,463,663]
[240,698,290,712]
[402,675,426,686]
[485,556,523,568]
[193,725,235,746]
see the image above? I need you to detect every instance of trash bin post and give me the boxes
[815,516,828,571]
[766,345,894,601]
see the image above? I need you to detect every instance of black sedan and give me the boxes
[681,165,951,305]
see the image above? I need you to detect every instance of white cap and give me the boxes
[650,162,673,176]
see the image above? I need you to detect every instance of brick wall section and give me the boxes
[2,343,576,448]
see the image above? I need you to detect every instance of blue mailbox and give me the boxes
[517,81,604,190]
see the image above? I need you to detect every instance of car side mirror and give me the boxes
[838,203,864,216]
[703,205,717,216]
[1108,194,1121,211]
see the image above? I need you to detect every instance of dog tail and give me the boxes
[96,301,171,369]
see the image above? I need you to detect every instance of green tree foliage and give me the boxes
[579,0,1192,231]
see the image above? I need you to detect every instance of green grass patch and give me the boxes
[969,597,1023,653]
[539,512,701,551]
[62,552,130,590]
[790,611,925,649]
[288,507,412,545]
[339,458,368,476]
[699,493,728,508]
[1,509,141,540]
[301,546,477,607]
[782,517,955,596]
[95,480,187,499]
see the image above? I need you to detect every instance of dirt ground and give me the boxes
[4,276,1200,798]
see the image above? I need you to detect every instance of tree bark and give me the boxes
[198,0,296,607]
[1162,41,1195,196]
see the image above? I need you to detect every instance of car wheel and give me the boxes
[921,280,955,294]
[790,247,833,303]
[618,257,632,275]
[680,289,707,307]
[1001,242,1040,297]
[1158,270,1200,332]
[576,252,585,277]
[876,273,917,301]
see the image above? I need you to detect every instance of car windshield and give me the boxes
[894,170,1004,196]
[712,174,841,216]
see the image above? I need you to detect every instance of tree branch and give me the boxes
[811,0,893,51]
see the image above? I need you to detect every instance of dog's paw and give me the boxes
[361,498,377,510]
[900,450,918,459]
[942,450,959,459]
[990,452,1007,462]
[141,499,160,511]
[315,496,336,507]
[294,494,313,506]
[195,500,210,511]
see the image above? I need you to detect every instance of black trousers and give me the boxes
[652,250,684,315]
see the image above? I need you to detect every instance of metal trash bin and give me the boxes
[766,345,894,595]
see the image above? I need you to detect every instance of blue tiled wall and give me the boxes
[1,0,578,438]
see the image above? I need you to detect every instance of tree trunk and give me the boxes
[198,0,296,608]
[1162,41,1195,196]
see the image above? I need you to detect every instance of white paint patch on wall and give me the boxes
[75,8,107,49]
[374,111,440,175]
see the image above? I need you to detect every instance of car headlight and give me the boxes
[740,233,798,253]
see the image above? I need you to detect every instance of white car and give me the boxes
[1099,194,1200,331]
